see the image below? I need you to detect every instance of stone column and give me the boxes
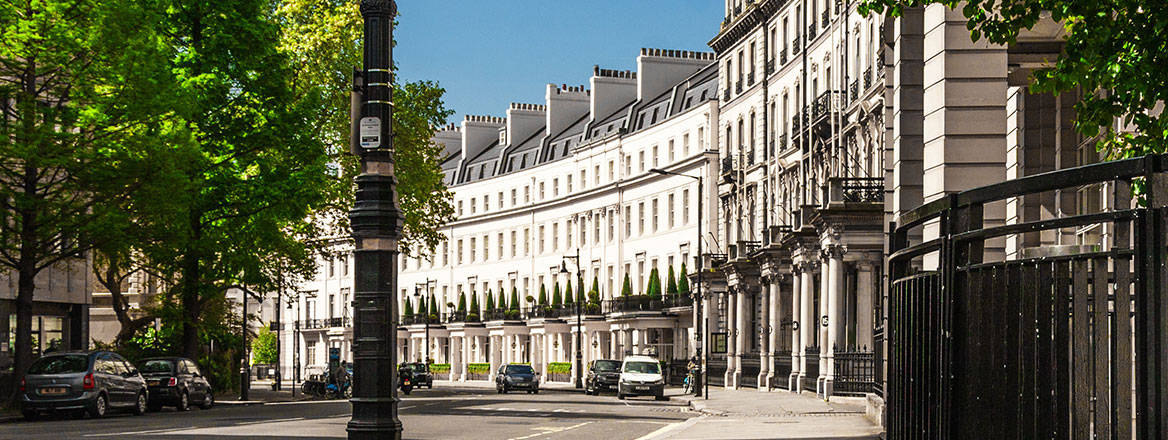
[798,261,816,392]
[790,267,803,391]
[759,279,772,391]
[817,253,831,397]
[824,245,845,398]
[724,290,737,389]
[767,278,781,390]
[489,336,500,380]
[856,262,875,349]
[459,336,468,381]
[541,334,550,377]
[734,287,748,390]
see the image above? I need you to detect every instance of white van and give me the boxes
[617,355,666,401]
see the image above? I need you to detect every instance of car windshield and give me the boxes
[140,359,175,374]
[593,360,621,372]
[505,365,534,375]
[28,355,88,375]
[623,361,660,374]
[404,364,427,372]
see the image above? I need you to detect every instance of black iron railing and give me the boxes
[736,80,743,94]
[812,91,840,121]
[747,148,755,166]
[792,38,801,55]
[603,296,665,314]
[828,177,883,203]
[780,50,788,65]
[662,294,693,309]
[325,317,350,328]
[808,23,817,40]
[747,72,755,86]
[723,88,731,102]
[864,67,872,89]
[792,113,801,134]
[849,80,859,101]
[803,346,820,392]
[765,59,774,75]
[402,314,440,326]
[886,154,1168,438]
[834,348,875,395]
[821,10,829,28]
[721,156,734,176]
[300,319,325,329]
[774,353,792,389]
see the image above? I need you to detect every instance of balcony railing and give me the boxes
[483,308,524,321]
[662,294,693,309]
[402,314,440,326]
[828,177,884,204]
[778,133,788,151]
[747,147,755,166]
[822,10,829,28]
[747,71,755,86]
[834,348,876,395]
[765,59,774,75]
[808,23,817,40]
[812,90,841,121]
[849,80,859,101]
[445,310,468,323]
[864,67,873,89]
[791,113,801,134]
[603,296,665,314]
[792,38,801,55]
[780,51,788,65]
[723,88,731,102]
[735,80,743,94]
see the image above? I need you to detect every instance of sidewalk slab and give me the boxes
[654,388,884,440]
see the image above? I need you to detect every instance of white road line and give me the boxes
[236,417,304,426]
[634,415,706,440]
[83,427,193,437]
[399,405,414,410]
[505,421,593,440]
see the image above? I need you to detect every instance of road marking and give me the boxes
[634,415,706,440]
[505,421,592,440]
[83,427,193,437]
[236,417,304,426]
[399,406,414,410]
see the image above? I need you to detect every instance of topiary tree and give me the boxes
[576,278,586,304]
[589,276,600,301]
[621,273,633,297]
[498,289,507,311]
[666,266,678,298]
[458,292,467,313]
[538,285,548,305]
[678,262,691,297]
[564,280,574,306]
[647,267,662,299]
[485,289,495,311]
[469,293,480,317]
[552,282,563,306]
[509,287,521,311]
[417,296,428,317]
[404,298,414,317]
[429,295,439,319]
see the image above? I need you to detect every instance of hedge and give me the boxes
[467,363,491,374]
[547,362,572,374]
[429,363,451,373]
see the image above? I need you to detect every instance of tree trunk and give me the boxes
[180,212,202,360]
[12,264,35,401]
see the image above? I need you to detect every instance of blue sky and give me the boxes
[394,0,724,124]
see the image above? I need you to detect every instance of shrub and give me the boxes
[467,363,491,374]
[504,309,520,320]
[429,363,451,373]
[621,273,632,297]
[666,266,678,297]
[458,293,467,312]
[585,303,602,315]
[678,262,690,297]
[509,288,521,311]
[552,283,563,306]
[547,362,572,374]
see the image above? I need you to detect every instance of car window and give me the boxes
[141,359,174,374]
[623,361,660,374]
[505,365,534,375]
[594,360,620,372]
[121,360,137,375]
[95,357,116,375]
[27,355,88,374]
[110,358,129,375]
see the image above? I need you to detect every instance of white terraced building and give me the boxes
[279,48,722,384]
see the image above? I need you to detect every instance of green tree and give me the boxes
[538,285,549,306]
[552,282,563,306]
[251,325,279,365]
[564,280,574,306]
[576,279,586,304]
[497,290,507,310]
[403,298,414,318]
[276,0,455,256]
[458,292,467,313]
[485,289,495,311]
[429,295,439,320]
[469,293,480,320]
[621,273,633,297]
[589,276,601,302]
[678,262,691,297]
[0,0,177,387]
[859,0,1168,159]
[509,287,521,311]
[646,268,662,299]
[666,266,679,297]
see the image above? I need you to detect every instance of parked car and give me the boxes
[19,351,148,420]
[137,357,214,411]
[617,355,666,401]
[495,364,539,394]
[585,359,621,395]
[399,362,433,389]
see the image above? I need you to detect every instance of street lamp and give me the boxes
[347,0,403,438]
[560,248,584,389]
[413,278,436,365]
[649,167,705,399]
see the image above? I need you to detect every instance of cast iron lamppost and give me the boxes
[413,278,436,364]
[560,248,584,389]
[649,167,705,398]
[347,0,403,438]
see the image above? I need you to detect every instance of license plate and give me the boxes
[40,387,67,395]
[635,386,649,390]
[403,380,410,385]
[147,380,160,386]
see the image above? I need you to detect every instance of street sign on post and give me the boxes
[359,117,381,149]
[710,332,728,354]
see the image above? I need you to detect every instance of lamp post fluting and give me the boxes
[560,249,584,389]
[347,0,403,438]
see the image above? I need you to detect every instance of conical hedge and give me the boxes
[678,262,691,297]
[552,282,563,306]
[509,287,521,311]
[666,266,678,297]
[621,273,633,297]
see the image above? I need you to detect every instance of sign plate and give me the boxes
[359,117,381,149]
[710,332,728,354]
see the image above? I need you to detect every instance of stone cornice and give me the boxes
[708,0,788,54]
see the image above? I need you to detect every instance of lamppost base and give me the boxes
[346,422,403,440]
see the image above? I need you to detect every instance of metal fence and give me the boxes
[773,353,792,389]
[886,154,1168,439]
[803,346,819,392]
[833,348,874,396]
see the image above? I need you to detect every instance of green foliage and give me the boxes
[552,282,563,306]
[666,266,679,297]
[497,290,507,310]
[564,280,574,306]
[538,285,548,305]
[678,263,691,297]
[547,362,573,374]
[403,299,414,318]
[646,267,662,299]
[428,363,451,373]
[251,325,279,365]
[417,295,428,317]
[509,288,521,311]
[429,295,439,318]
[467,363,491,374]
[858,0,1168,160]
[485,289,495,311]
[469,293,480,317]
[458,293,467,312]
[589,277,601,303]
[621,273,633,297]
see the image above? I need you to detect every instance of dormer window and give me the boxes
[499,130,507,145]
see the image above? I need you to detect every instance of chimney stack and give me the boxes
[636,48,715,102]
[589,65,637,125]
[545,84,590,137]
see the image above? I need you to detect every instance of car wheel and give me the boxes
[89,394,108,418]
[21,410,38,421]
[200,391,215,409]
[133,392,148,415]
[617,393,625,400]
[176,390,190,411]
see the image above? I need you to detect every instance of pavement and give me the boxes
[646,387,885,440]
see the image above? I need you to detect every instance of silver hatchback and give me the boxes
[19,351,148,420]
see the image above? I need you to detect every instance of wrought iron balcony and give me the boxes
[765,59,774,75]
[812,90,841,122]
[822,10,829,28]
[828,177,885,204]
[662,294,694,309]
[325,317,350,328]
[792,38,801,55]
[780,51,788,65]
[747,147,756,166]
[724,88,731,102]
[850,80,859,101]
[299,319,325,329]
[603,296,665,314]
[864,67,873,89]
[791,113,802,134]
[778,133,788,151]
[747,71,755,86]
[808,23,817,40]
[721,155,735,177]
[736,80,743,94]
[402,314,441,326]
[445,310,468,323]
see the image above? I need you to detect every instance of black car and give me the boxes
[19,351,148,419]
[584,359,621,395]
[495,364,539,394]
[399,363,433,389]
[138,357,214,411]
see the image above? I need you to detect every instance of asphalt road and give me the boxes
[0,386,696,440]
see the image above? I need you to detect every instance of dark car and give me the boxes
[19,351,148,420]
[137,357,214,411]
[584,359,621,395]
[495,364,539,394]
[399,363,433,389]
